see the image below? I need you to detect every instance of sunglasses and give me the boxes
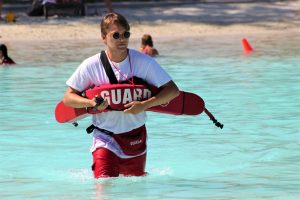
[112,31,131,40]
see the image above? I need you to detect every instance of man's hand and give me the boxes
[92,96,109,111]
[123,101,147,114]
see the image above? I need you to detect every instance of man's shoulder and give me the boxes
[82,53,100,65]
[129,49,143,56]
[129,49,153,62]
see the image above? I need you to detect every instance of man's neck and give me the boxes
[107,50,128,63]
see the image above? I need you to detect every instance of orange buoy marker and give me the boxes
[242,38,254,54]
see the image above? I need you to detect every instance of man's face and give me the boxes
[103,23,130,54]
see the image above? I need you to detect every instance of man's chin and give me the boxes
[119,46,128,50]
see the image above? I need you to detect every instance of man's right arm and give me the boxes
[63,87,109,111]
[63,87,96,108]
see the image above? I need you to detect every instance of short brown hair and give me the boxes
[100,13,130,36]
[141,34,153,47]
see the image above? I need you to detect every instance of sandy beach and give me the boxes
[0,1,300,42]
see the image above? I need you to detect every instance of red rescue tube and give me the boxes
[54,84,222,129]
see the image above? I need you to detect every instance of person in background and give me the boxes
[0,44,15,65]
[139,34,159,57]
[105,0,113,13]
[27,0,54,16]
[62,12,179,178]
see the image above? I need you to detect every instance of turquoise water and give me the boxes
[1,33,300,200]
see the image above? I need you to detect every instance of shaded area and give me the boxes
[1,0,300,25]
[122,2,300,25]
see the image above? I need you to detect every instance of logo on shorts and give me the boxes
[130,139,143,146]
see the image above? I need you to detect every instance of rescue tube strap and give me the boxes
[100,51,118,84]
[204,108,224,129]
[86,124,114,136]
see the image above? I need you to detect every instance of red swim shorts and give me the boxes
[92,147,146,178]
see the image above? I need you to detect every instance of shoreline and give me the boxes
[1,21,299,42]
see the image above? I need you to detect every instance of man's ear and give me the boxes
[101,34,107,44]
